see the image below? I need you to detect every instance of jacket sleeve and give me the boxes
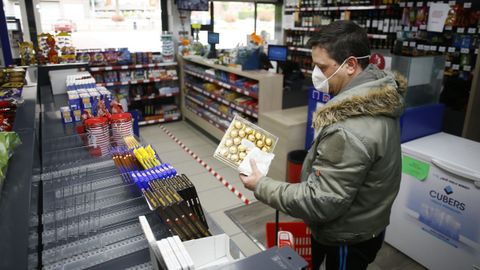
[254,127,372,223]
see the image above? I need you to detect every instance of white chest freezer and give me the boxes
[385,132,480,270]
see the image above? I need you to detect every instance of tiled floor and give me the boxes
[141,121,262,258]
[140,120,425,269]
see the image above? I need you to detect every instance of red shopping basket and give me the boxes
[266,222,312,269]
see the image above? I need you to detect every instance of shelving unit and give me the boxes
[283,1,402,75]
[179,56,283,140]
[89,61,181,126]
[96,77,178,87]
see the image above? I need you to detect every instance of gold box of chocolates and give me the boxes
[213,115,278,170]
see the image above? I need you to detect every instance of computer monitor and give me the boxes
[207,32,219,45]
[268,45,288,62]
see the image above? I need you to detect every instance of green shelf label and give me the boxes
[402,155,430,181]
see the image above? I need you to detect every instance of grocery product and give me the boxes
[214,115,278,170]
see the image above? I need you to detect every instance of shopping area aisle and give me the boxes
[141,120,426,269]
[140,120,264,257]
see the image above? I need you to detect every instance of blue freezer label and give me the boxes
[404,165,479,248]
[429,186,466,211]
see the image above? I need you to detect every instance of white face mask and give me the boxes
[312,55,370,94]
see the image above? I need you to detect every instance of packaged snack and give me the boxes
[118,70,132,82]
[19,42,36,66]
[132,69,146,80]
[91,51,106,66]
[104,49,118,65]
[117,48,131,65]
[214,115,278,171]
[60,106,73,124]
[75,50,89,63]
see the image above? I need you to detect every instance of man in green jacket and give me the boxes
[240,20,406,270]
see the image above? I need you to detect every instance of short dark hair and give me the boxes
[307,20,370,69]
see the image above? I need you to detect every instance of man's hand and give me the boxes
[239,159,264,191]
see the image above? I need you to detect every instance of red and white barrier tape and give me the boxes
[160,125,250,205]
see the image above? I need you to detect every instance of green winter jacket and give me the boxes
[254,64,407,245]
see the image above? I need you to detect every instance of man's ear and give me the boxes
[345,57,358,75]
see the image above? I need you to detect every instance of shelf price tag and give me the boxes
[448,47,456,53]
[403,41,409,47]
[452,64,459,70]
[407,2,414,7]
[445,61,451,67]
[409,41,416,47]
[468,28,476,34]
[399,2,405,7]
[121,66,129,70]
[463,66,471,72]
[438,46,446,52]
[417,44,425,51]
[404,26,411,31]
[431,45,438,51]
[464,2,472,8]
[416,2,423,7]
[419,25,427,30]
[105,66,112,71]
[445,25,453,31]
[457,27,465,33]
[412,26,419,32]
[460,48,470,54]
[475,49,479,55]
[448,1,456,6]
[427,1,432,7]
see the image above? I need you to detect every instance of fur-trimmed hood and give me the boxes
[313,64,407,129]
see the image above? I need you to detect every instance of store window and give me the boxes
[190,2,277,50]
[213,2,254,49]
[35,0,163,52]
[256,3,276,42]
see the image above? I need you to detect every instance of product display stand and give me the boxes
[89,60,181,126]
[0,68,39,269]
[179,55,283,140]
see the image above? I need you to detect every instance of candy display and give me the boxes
[85,117,110,157]
[111,113,134,146]
[62,73,113,124]
[111,136,210,241]
[214,115,278,170]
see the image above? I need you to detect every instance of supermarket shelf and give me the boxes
[186,95,233,122]
[186,83,258,118]
[130,91,179,102]
[185,69,258,99]
[90,62,178,72]
[185,107,226,140]
[284,5,388,12]
[138,114,181,126]
[0,130,36,270]
[285,27,389,39]
[288,46,311,53]
[96,77,178,87]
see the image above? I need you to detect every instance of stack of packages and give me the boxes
[61,72,113,124]
[112,136,210,241]
[0,68,26,132]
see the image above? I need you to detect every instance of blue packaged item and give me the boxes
[89,91,101,116]
[80,93,92,111]
[154,167,166,179]
[60,106,73,124]
[130,171,143,190]
[117,48,132,65]
[68,93,82,110]
[71,104,82,122]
